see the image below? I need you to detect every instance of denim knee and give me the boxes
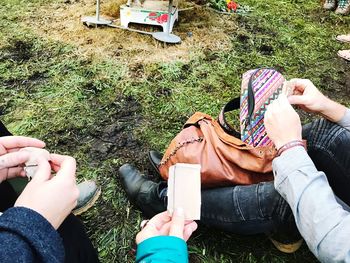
[304,119,350,173]
[255,182,292,223]
[304,119,350,149]
[229,182,291,224]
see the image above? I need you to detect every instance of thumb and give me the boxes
[55,156,76,182]
[169,207,185,239]
[288,95,307,106]
[31,157,52,183]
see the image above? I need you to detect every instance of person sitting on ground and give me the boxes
[336,34,350,61]
[0,127,99,262]
[323,0,350,15]
[119,78,350,256]
[264,78,350,262]
[0,121,101,216]
[119,161,302,254]
[135,209,197,262]
[0,137,195,263]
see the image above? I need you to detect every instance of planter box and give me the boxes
[120,1,178,32]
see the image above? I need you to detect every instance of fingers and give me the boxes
[288,78,308,91]
[158,221,172,236]
[169,207,185,239]
[183,221,198,241]
[31,157,52,183]
[272,94,292,109]
[0,151,30,169]
[49,154,68,166]
[147,211,172,230]
[135,212,171,245]
[50,154,76,181]
[265,94,293,126]
[50,161,61,173]
[7,167,26,179]
[0,136,45,151]
[288,94,307,105]
[55,157,76,182]
[136,226,156,245]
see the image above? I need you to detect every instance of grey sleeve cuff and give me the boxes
[272,146,319,196]
[337,108,350,130]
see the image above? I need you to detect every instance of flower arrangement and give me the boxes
[226,0,239,12]
[208,0,238,12]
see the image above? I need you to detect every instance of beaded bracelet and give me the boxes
[276,140,305,156]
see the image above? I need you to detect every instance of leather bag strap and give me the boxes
[218,97,241,138]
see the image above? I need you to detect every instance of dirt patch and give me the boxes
[23,0,235,64]
[258,44,274,55]
[52,95,149,169]
[0,39,33,62]
[2,71,48,92]
[340,68,350,97]
[88,96,146,166]
[0,39,52,97]
[317,61,350,106]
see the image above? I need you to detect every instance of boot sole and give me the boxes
[269,238,303,253]
[73,187,102,216]
[336,37,350,43]
[338,51,350,61]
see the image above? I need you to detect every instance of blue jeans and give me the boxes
[200,179,298,240]
[199,119,350,240]
[302,119,350,205]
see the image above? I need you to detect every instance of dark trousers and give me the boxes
[200,176,299,241]
[0,121,99,263]
[302,119,350,206]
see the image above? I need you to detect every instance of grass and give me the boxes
[0,0,349,262]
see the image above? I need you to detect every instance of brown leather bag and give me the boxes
[158,110,276,188]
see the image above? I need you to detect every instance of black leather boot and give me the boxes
[148,150,162,176]
[119,164,167,218]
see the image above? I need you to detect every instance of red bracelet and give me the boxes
[276,140,305,156]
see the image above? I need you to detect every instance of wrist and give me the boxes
[274,137,302,150]
[276,139,305,156]
[319,97,347,122]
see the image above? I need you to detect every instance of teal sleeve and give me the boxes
[136,236,188,263]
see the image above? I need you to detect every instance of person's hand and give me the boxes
[287,78,346,122]
[287,78,328,113]
[0,136,45,182]
[15,154,79,229]
[264,94,302,150]
[136,209,198,245]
